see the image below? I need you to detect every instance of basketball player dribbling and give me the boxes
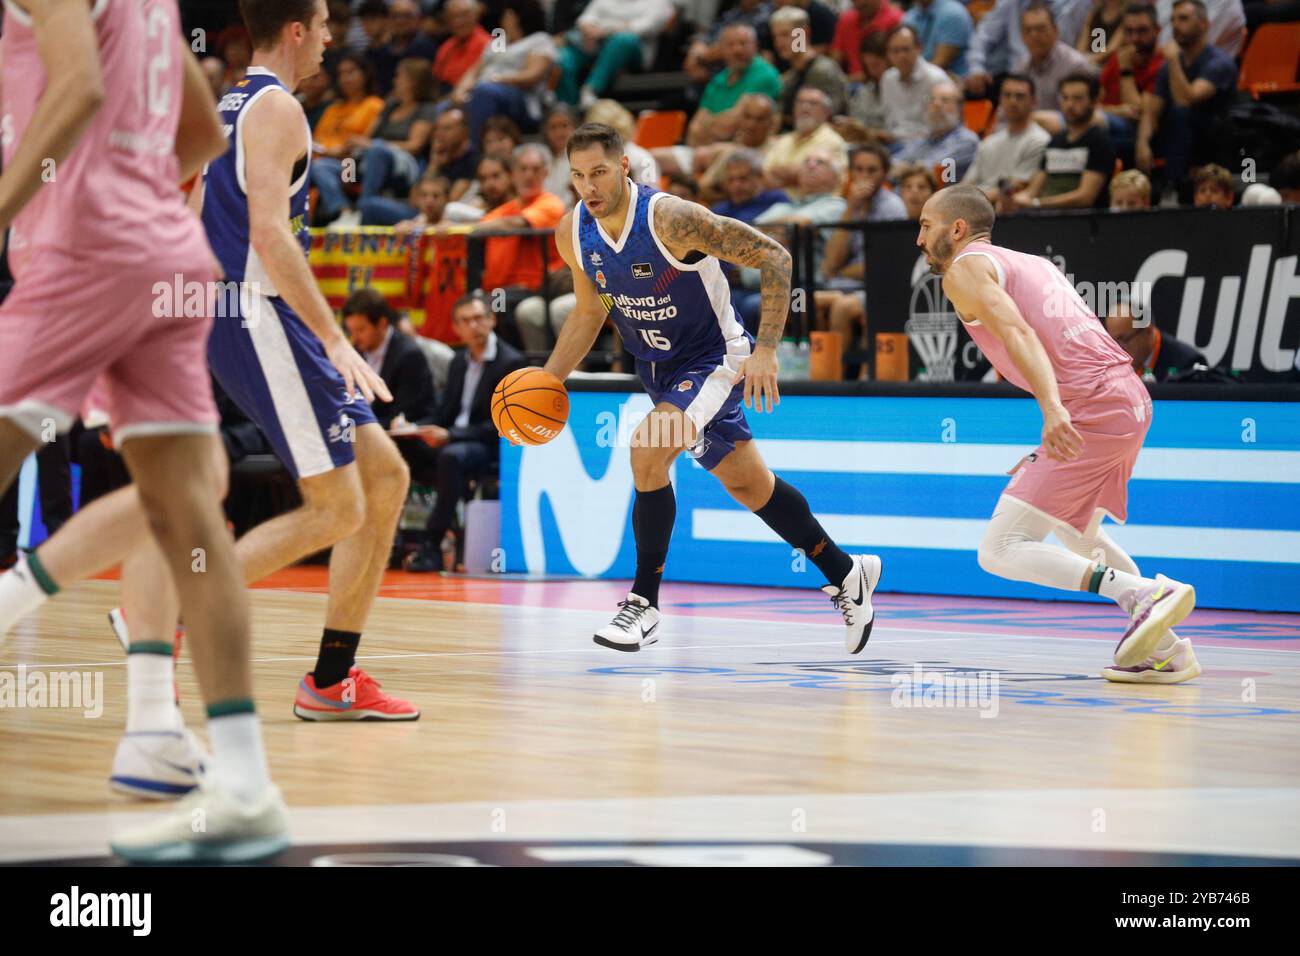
[542,123,883,652]
[0,0,288,859]
[918,185,1199,682]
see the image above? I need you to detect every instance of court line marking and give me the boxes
[5,584,1296,671]
[3,787,1298,863]
[4,629,1295,671]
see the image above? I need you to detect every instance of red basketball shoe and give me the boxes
[293,667,420,721]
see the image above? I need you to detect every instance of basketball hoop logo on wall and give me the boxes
[906,260,958,383]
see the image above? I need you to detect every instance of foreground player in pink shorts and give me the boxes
[0,0,286,860]
[917,185,1199,683]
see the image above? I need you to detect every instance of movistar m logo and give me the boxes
[518,395,672,575]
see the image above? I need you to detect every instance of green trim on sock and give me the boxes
[207,698,256,719]
[25,552,59,596]
[1087,565,1106,594]
[127,641,174,656]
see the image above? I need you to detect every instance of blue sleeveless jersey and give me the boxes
[574,181,752,376]
[202,66,311,288]
[198,66,375,481]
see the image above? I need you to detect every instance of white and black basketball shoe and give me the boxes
[594,593,661,652]
[822,554,882,654]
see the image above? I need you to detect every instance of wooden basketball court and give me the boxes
[2,569,1298,866]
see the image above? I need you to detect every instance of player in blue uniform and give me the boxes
[545,124,884,652]
[192,0,418,719]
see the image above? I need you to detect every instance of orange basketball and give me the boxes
[492,367,569,446]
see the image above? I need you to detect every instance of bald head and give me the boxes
[928,184,996,236]
[917,185,997,274]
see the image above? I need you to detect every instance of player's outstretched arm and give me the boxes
[0,0,104,229]
[942,255,1083,463]
[174,37,227,184]
[243,92,391,404]
[543,211,609,383]
[654,195,792,413]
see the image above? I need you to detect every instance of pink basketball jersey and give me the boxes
[951,241,1133,404]
[0,0,209,278]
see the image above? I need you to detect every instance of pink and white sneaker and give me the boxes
[1113,574,1196,668]
[1103,634,1201,684]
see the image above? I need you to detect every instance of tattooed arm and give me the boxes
[655,195,792,412]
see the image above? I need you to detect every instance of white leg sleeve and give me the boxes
[1058,514,1141,576]
[977,495,1094,591]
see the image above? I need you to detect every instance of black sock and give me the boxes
[313,629,360,688]
[630,484,675,608]
[753,476,853,585]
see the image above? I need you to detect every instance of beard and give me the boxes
[927,234,953,275]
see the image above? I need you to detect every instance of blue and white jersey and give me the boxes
[574,181,752,375]
[199,66,374,482]
[202,66,312,290]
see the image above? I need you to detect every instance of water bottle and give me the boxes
[793,339,812,380]
[777,337,799,380]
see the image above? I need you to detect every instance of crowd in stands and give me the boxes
[182,1,1296,233]
[184,0,1300,351]
[8,0,1284,573]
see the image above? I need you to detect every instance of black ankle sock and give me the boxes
[753,477,853,584]
[630,484,676,608]
[313,629,361,688]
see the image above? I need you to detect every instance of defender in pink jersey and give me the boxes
[917,185,1199,683]
[0,0,286,861]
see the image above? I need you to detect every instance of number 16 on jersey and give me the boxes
[639,328,672,351]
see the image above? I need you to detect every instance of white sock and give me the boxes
[126,645,180,732]
[0,553,54,637]
[206,711,272,803]
[1096,566,1153,608]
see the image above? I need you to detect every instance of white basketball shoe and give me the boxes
[110,729,208,800]
[110,783,290,864]
[1113,574,1197,668]
[1103,633,1201,684]
[822,554,883,654]
[594,594,661,652]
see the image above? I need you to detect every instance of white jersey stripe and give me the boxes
[646,192,699,272]
[698,255,750,356]
[234,84,283,196]
[683,358,746,436]
[244,292,334,478]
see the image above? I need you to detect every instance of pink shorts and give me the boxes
[0,247,217,446]
[1003,367,1152,535]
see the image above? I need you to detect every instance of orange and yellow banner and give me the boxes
[308,227,490,346]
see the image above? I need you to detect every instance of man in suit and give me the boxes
[403,292,526,572]
[1106,303,1207,382]
[343,288,440,431]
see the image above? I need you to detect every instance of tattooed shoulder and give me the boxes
[654,194,788,271]
[653,194,717,254]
